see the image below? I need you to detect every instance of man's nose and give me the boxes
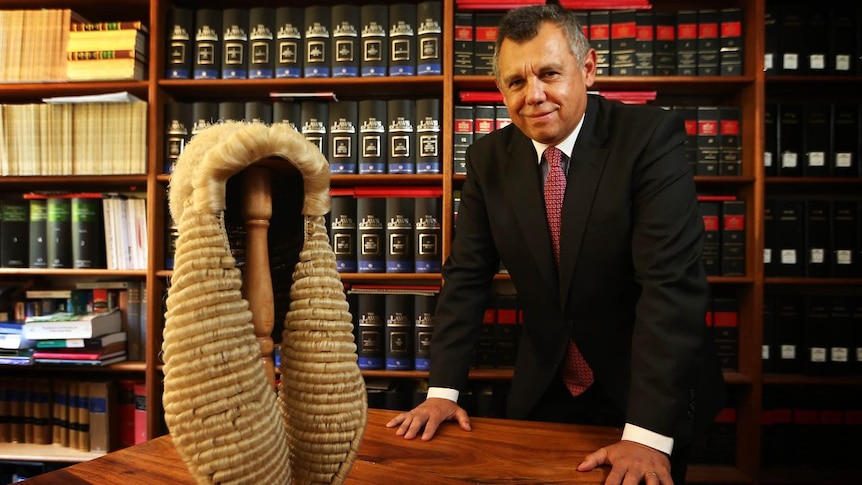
[524,77,546,104]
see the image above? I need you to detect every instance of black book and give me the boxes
[830,200,860,278]
[719,7,743,76]
[763,103,778,176]
[357,293,385,369]
[453,105,473,175]
[473,104,495,142]
[28,196,48,269]
[244,101,272,125]
[802,103,831,177]
[609,9,637,76]
[472,12,501,76]
[805,199,831,278]
[358,99,387,174]
[831,102,860,178]
[221,8,248,79]
[165,208,178,271]
[414,197,441,273]
[387,99,415,174]
[217,101,244,123]
[718,106,741,176]
[762,198,776,276]
[695,106,719,176]
[275,6,303,78]
[193,8,221,79]
[673,106,698,175]
[360,4,388,77]
[495,104,511,130]
[712,297,739,371]
[453,11,474,75]
[803,295,831,376]
[304,6,331,78]
[46,196,72,269]
[696,9,720,76]
[774,295,804,373]
[272,101,300,130]
[720,199,745,276]
[328,100,358,174]
[300,101,328,159]
[331,4,359,78]
[385,197,414,273]
[389,3,416,76]
[71,195,104,269]
[675,10,698,76]
[777,2,805,75]
[330,195,357,273]
[589,10,611,76]
[357,197,386,273]
[771,199,805,277]
[164,101,191,174]
[413,294,436,371]
[763,2,778,74]
[698,201,721,276]
[0,198,29,268]
[191,101,218,137]
[415,98,441,174]
[248,7,275,79]
[653,12,677,75]
[416,1,442,76]
[829,297,855,376]
[762,295,776,373]
[475,302,496,367]
[165,6,193,79]
[633,11,654,76]
[830,4,859,75]
[804,7,829,75]
[777,103,803,177]
[853,298,862,375]
[385,293,414,370]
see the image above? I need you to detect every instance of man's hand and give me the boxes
[385,398,472,441]
[577,440,672,485]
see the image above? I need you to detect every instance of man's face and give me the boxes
[495,23,596,146]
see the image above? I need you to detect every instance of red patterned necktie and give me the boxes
[543,146,594,397]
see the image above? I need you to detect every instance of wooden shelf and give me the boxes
[0,443,106,464]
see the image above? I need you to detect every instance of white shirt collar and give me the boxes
[532,112,585,165]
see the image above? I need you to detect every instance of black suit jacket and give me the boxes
[429,94,725,445]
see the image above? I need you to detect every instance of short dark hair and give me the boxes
[492,5,591,80]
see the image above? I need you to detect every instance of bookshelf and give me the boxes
[0,0,860,483]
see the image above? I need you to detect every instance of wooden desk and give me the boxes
[25,408,621,484]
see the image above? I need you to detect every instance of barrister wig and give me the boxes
[163,121,367,485]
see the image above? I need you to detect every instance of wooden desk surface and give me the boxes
[25,408,620,484]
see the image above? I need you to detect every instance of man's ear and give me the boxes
[582,48,598,88]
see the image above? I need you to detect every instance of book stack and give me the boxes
[0,9,83,82]
[22,309,126,366]
[66,20,148,81]
[0,320,34,366]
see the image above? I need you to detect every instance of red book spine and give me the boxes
[133,381,147,444]
[117,379,136,447]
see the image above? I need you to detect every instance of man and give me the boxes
[386,5,725,485]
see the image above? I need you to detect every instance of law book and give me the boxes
[71,194,104,269]
[719,7,743,76]
[328,100,358,174]
[653,12,677,75]
[51,379,70,447]
[193,8,221,79]
[387,99,415,174]
[356,293,385,369]
[218,100,244,123]
[330,194,357,273]
[768,198,804,277]
[275,6,303,78]
[696,106,719,176]
[133,381,147,444]
[66,29,148,54]
[272,100,301,130]
[475,302,496,368]
[46,196,73,269]
[385,293,414,370]
[804,199,831,278]
[763,103,778,176]
[247,7,274,79]
[35,331,126,349]
[609,9,636,76]
[300,100,328,159]
[75,380,91,451]
[696,9,720,76]
[221,8,248,79]
[831,102,860,178]
[164,101,192,173]
[414,196,441,273]
[453,104,474,175]
[413,293,437,371]
[763,2,779,74]
[777,103,803,177]
[675,10,698,76]
[243,101,272,125]
[416,1,442,76]
[830,4,859,75]
[830,200,860,278]
[473,104,495,142]
[360,4,388,77]
[191,101,218,137]
[777,2,804,75]
[803,296,831,376]
[165,6,193,79]
[356,196,386,273]
[802,103,832,177]
[23,309,122,340]
[804,7,829,75]
[720,199,746,276]
[32,343,126,361]
[0,198,29,268]
[633,11,654,76]
[495,104,511,130]
[698,201,721,277]
[385,197,414,273]
[26,196,48,268]
[88,380,116,453]
[827,296,854,376]
[672,106,698,175]
[718,106,741,176]
[761,296,776,373]
[495,295,521,368]
[453,11,474,75]
[358,99,387,174]
[774,295,804,374]
[416,98,441,174]
[388,3,416,76]
[589,10,611,76]
[331,4,359,78]
[712,297,739,371]
[66,57,146,81]
[116,379,136,448]
[304,6,331,78]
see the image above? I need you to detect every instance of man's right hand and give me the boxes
[385,397,472,441]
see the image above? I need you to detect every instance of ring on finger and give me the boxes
[645,470,658,478]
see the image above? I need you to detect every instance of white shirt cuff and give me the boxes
[426,386,459,402]
[622,424,674,455]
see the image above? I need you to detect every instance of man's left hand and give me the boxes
[577,440,672,485]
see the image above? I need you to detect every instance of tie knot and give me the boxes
[544,146,563,168]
